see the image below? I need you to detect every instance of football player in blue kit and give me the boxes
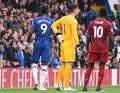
[31,4,54,90]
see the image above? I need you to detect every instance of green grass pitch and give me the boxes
[0,86,120,93]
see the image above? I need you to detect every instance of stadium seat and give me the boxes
[91,5,106,13]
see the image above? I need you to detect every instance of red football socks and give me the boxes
[84,66,93,87]
[98,66,105,87]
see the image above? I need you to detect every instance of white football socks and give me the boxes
[40,65,47,87]
[32,63,38,84]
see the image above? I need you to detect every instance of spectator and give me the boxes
[115,40,120,62]
[6,41,19,62]
[59,0,67,11]
[25,0,36,12]
[52,49,60,68]
[5,41,19,68]
[0,18,5,32]
[17,44,24,68]
[110,16,120,33]
[52,12,59,20]
[18,35,28,47]
[24,45,31,68]
[78,0,91,12]
[0,43,4,67]
[112,4,118,16]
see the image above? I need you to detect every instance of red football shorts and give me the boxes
[88,52,108,63]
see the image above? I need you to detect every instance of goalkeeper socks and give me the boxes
[84,66,93,87]
[56,64,65,86]
[64,65,72,88]
[32,63,38,84]
[40,65,47,87]
[98,66,105,87]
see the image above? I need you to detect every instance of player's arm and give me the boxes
[108,23,114,55]
[51,18,62,34]
[86,35,91,50]
[108,36,115,58]
[71,20,79,46]
[51,18,64,43]
[109,36,114,50]
[86,22,92,51]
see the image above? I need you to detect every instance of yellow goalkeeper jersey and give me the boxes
[52,15,79,62]
[52,15,79,46]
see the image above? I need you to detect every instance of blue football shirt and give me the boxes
[31,16,54,40]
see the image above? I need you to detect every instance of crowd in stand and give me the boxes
[0,0,120,69]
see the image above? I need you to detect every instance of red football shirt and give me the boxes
[87,18,113,53]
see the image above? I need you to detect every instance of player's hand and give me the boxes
[83,48,89,58]
[83,47,89,54]
[111,49,115,53]
[109,49,115,55]
[108,49,115,59]
[76,45,83,56]
[57,34,64,43]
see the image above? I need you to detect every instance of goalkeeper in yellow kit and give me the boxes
[52,3,79,91]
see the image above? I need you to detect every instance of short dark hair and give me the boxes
[99,8,107,17]
[68,3,78,13]
[114,4,118,9]
[40,4,48,14]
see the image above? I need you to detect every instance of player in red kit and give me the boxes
[82,8,114,91]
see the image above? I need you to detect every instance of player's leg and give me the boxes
[39,41,50,90]
[96,53,107,91]
[64,63,72,88]
[96,62,106,91]
[83,63,95,91]
[31,61,39,90]
[55,62,65,91]
[31,42,41,90]
[56,63,65,86]
[63,50,76,91]
[39,62,48,90]
[83,52,97,91]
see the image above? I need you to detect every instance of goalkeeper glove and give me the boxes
[56,33,64,43]
[76,45,83,56]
